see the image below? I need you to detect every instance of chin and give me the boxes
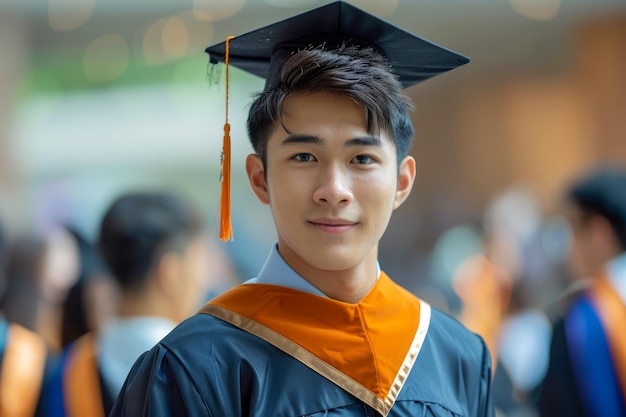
[303,248,365,271]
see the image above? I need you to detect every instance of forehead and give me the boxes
[276,92,390,141]
[264,92,397,153]
[282,92,366,122]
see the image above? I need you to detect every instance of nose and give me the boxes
[312,163,353,207]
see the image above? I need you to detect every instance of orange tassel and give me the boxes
[219,35,235,241]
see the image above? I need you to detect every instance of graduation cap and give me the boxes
[569,166,626,237]
[206,1,469,92]
[205,1,470,241]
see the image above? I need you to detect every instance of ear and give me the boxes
[154,252,180,297]
[246,153,270,205]
[393,156,416,210]
[590,215,621,256]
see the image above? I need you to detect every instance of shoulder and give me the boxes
[161,312,271,351]
[427,306,488,356]
[112,313,310,416]
[400,305,493,416]
[419,306,491,389]
[563,293,603,336]
[153,312,282,374]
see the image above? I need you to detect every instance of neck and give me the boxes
[286,251,379,304]
[116,287,174,321]
[312,270,377,303]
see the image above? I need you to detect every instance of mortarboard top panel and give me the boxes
[205,1,470,92]
[570,166,626,226]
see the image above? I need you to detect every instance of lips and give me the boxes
[308,218,358,233]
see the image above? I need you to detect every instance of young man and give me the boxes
[42,191,208,417]
[539,166,626,417]
[111,2,494,416]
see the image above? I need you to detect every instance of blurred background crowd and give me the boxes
[0,0,625,416]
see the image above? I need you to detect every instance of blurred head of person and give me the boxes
[565,166,626,279]
[0,230,80,350]
[0,234,48,326]
[98,191,208,323]
[61,226,118,348]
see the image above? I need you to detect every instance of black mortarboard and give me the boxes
[569,166,626,243]
[205,1,470,241]
[205,1,470,92]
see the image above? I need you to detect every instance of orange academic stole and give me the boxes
[200,272,431,417]
[63,333,105,417]
[0,323,47,417]
[588,274,626,402]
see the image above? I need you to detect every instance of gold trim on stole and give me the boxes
[201,299,431,417]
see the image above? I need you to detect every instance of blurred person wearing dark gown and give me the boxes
[538,166,626,416]
[1,229,79,352]
[0,220,54,417]
[41,191,209,417]
[60,227,117,349]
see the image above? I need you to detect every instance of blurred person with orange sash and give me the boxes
[539,166,626,417]
[452,254,512,370]
[41,191,209,417]
[0,220,50,417]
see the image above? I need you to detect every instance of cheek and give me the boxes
[184,248,208,288]
[568,235,592,273]
[359,172,396,205]
[268,170,310,204]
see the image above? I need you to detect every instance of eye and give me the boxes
[293,153,316,162]
[352,155,375,165]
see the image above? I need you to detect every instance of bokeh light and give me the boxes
[192,0,246,22]
[143,18,168,65]
[48,0,95,31]
[161,16,190,60]
[509,0,561,21]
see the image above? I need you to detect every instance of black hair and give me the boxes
[98,192,202,291]
[247,45,414,168]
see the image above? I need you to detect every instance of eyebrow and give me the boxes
[281,134,382,147]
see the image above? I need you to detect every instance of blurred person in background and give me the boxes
[480,187,552,417]
[0,235,48,336]
[0,228,80,352]
[42,191,209,417]
[0,219,53,417]
[60,226,117,349]
[449,230,549,417]
[440,186,555,417]
[538,165,626,416]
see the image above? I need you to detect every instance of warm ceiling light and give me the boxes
[143,18,168,65]
[177,10,215,53]
[509,0,561,20]
[192,0,246,22]
[162,16,190,59]
[48,0,95,31]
